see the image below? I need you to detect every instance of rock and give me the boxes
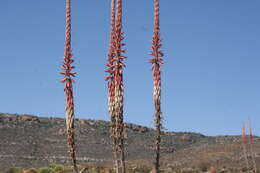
[20,114,39,121]
[180,134,192,142]
[126,123,149,133]
[139,126,148,133]
[79,119,86,125]
[164,147,175,153]
[58,128,66,135]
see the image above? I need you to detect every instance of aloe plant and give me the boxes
[242,121,249,173]
[114,1,126,172]
[248,118,257,173]
[149,0,164,172]
[60,0,78,173]
[106,0,126,172]
[113,0,126,172]
[105,0,120,172]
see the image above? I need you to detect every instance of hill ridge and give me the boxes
[0,113,259,172]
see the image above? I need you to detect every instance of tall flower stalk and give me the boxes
[242,121,249,173]
[105,0,120,172]
[106,0,126,172]
[60,0,78,173]
[149,0,164,172]
[248,118,257,173]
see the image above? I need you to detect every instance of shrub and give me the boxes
[49,164,64,172]
[48,164,74,173]
[181,168,197,173]
[37,167,53,173]
[21,169,37,173]
[5,168,22,173]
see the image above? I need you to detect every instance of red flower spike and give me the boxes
[242,121,246,145]
[149,0,164,173]
[105,0,127,172]
[60,0,78,173]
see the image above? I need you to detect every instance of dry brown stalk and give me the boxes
[248,118,257,173]
[149,0,164,172]
[60,0,78,173]
[242,121,249,173]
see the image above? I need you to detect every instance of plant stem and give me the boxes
[61,0,78,172]
[150,0,164,172]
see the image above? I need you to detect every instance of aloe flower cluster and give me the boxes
[60,0,78,173]
[105,0,119,171]
[106,0,116,126]
[149,0,164,172]
[105,0,126,172]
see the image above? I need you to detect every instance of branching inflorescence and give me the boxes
[149,0,164,172]
[60,0,78,173]
[105,0,126,172]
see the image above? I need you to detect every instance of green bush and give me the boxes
[63,167,73,172]
[49,164,60,169]
[48,164,74,173]
[5,168,22,173]
[49,164,64,172]
[38,167,53,173]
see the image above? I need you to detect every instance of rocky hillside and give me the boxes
[0,113,259,172]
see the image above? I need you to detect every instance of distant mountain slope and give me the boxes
[0,113,259,172]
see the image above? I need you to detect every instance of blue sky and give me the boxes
[0,0,260,136]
